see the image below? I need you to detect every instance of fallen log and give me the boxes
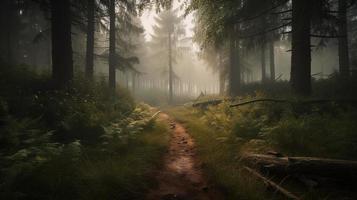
[230,98,357,108]
[241,154,357,180]
[244,167,301,200]
[192,99,224,108]
[230,99,289,107]
[192,97,239,108]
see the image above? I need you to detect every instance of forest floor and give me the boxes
[146,112,224,200]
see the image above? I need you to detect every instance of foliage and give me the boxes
[186,89,357,159]
[167,95,357,198]
[268,111,357,159]
[167,107,274,200]
[0,64,168,199]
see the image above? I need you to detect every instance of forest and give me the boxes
[1,0,357,199]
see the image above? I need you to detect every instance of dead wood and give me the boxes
[241,154,357,180]
[230,98,357,107]
[244,167,301,200]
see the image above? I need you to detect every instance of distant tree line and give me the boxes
[188,0,357,96]
[0,0,173,90]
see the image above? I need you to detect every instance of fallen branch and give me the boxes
[230,98,357,107]
[193,98,237,108]
[241,154,357,180]
[230,99,289,107]
[244,167,301,200]
[192,99,224,108]
[150,111,161,121]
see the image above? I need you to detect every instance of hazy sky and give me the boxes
[139,0,195,41]
[139,0,219,92]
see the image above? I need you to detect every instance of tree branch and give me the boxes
[310,34,347,38]
[233,1,288,24]
[271,9,292,15]
[238,22,291,39]
[230,98,357,107]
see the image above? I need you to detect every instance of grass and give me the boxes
[78,120,170,200]
[166,107,276,200]
[165,95,357,199]
[0,64,171,199]
[2,120,170,200]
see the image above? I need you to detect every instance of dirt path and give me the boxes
[146,113,224,200]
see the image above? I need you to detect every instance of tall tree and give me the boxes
[269,41,276,80]
[85,0,95,78]
[261,41,267,82]
[108,0,116,89]
[168,29,173,103]
[290,0,312,96]
[50,0,73,88]
[150,9,185,103]
[229,26,241,96]
[338,0,350,78]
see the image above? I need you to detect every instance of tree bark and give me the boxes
[229,26,241,96]
[108,0,116,89]
[132,73,136,94]
[1,0,15,64]
[168,32,173,104]
[290,0,311,96]
[50,0,73,88]
[85,0,95,78]
[338,0,350,78]
[218,52,226,95]
[269,41,275,81]
[244,167,301,200]
[242,154,357,180]
[261,42,267,82]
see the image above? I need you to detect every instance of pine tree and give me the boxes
[150,9,185,104]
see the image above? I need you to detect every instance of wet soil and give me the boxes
[146,113,224,200]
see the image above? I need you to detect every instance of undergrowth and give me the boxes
[166,88,357,199]
[166,107,275,200]
[0,64,169,199]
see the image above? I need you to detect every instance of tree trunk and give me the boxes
[1,0,14,64]
[244,167,301,200]
[50,0,73,88]
[261,42,267,82]
[85,0,95,78]
[47,37,52,70]
[168,32,173,104]
[269,41,275,81]
[242,154,357,180]
[132,73,136,94]
[290,0,311,96]
[338,0,350,78]
[108,0,116,89]
[219,52,226,95]
[229,27,240,96]
[126,71,129,89]
[219,70,226,95]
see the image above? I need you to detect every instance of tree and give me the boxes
[338,0,351,78]
[189,0,245,96]
[290,0,312,96]
[50,0,73,88]
[269,41,276,81]
[150,9,185,104]
[0,0,28,65]
[229,26,241,96]
[108,0,116,89]
[85,0,96,78]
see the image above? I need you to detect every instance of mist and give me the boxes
[2,0,357,199]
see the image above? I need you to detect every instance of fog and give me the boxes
[2,0,346,105]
